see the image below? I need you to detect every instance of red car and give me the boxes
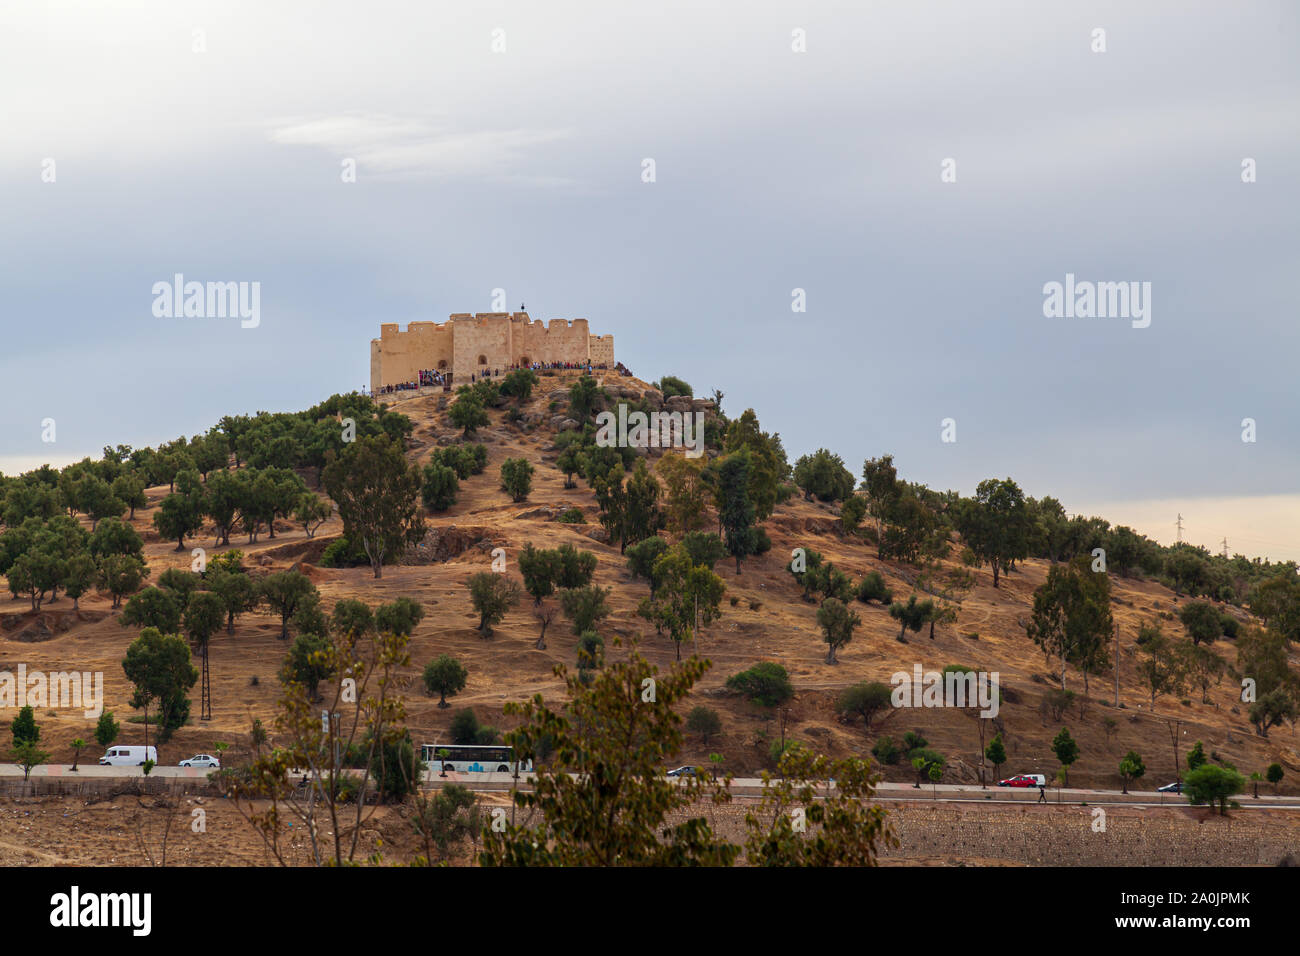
[998,774,1047,788]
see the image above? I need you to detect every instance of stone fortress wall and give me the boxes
[370,312,614,391]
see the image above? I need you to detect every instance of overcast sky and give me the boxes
[2,1,1297,558]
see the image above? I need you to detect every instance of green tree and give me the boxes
[792,448,854,502]
[95,711,120,749]
[1118,750,1145,794]
[680,531,726,570]
[499,458,534,503]
[369,729,421,803]
[152,472,205,551]
[685,706,722,744]
[321,435,425,579]
[449,393,489,437]
[556,445,582,489]
[205,567,257,634]
[62,552,97,611]
[519,543,561,604]
[500,367,539,401]
[11,705,38,746]
[411,784,479,862]
[90,516,144,561]
[625,536,670,594]
[985,733,1007,782]
[479,645,739,866]
[280,631,334,702]
[1135,626,1186,711]
[1183,764,1246,815]
[1249,687,1297,739]
[330,598,375,639]
[423,654,468,708]
[1186,740,1207,772]
[295,493,332,537]
[421,462,459,512]
[955,477,1031,588]
[835,682,892,731]
[449,708,483,745]
[909,749,945,788]
[567,375,604,420]
[111,474,148,520]
[840,495,868,534]
[1051,726,1079,786]
[466,572,520,638]
[855,571,893,605]
[184,587,226,689]
[560,584,612,636]
[726,662,794,709]
[715,450,757,573]
[1178,642,1226,704]
[861,454,900,540]
[260,570,319,640]
[743,747,896,865]
[1026,555,1113,692]
[554,544,597,589]
[11,740,50,783]
[816,597,861,664]
[636,545,725,660]
[888,594,931,643]
[1179,601,1223,645]
[375,596,425,637]
[96,554,147,609]
[122,627,198,748]
[120,586,183,633]
[1266,762,1284,793]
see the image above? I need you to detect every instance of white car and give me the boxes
[179,754,220,769]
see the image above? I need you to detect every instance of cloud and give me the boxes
[267,113,573,183]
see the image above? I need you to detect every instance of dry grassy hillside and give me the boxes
[5,369,1298,794]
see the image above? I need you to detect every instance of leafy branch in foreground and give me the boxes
[480,643,737,866]
[218,624,412,866]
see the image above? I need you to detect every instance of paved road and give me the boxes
[10,764,1298,809]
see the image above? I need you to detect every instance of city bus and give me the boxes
[420,743,533,775]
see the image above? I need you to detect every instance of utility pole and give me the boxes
[1222,537,1229,559]
[1176,514,1184,544]
[1113,621,1120,708]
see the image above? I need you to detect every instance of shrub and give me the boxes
[576,630,605,670]
[686,705,722,743]
[681,532,726,569]
[370,731,421,802]
[319,536,370,568]
[655,376,694,400]
[421,462,459,512]
[856,571,893,605]
[836,682,893,730]
[450,708,481,745]
[726,662,794,708]
[871,736,901,765]
[423,654,468,708]
[556,507,586,524]
[500,458,534,502]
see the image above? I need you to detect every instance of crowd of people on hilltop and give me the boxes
[366,358,633,397]
[370,368,451,396]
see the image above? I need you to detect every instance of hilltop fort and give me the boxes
[370,312,614,392]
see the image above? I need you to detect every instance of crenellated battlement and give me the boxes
[369,312,614,392]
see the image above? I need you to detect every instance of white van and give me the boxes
[99,745,158,767]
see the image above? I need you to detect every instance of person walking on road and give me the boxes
[1037,784,1047,804]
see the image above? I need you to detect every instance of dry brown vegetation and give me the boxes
[4,370,1299,843]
